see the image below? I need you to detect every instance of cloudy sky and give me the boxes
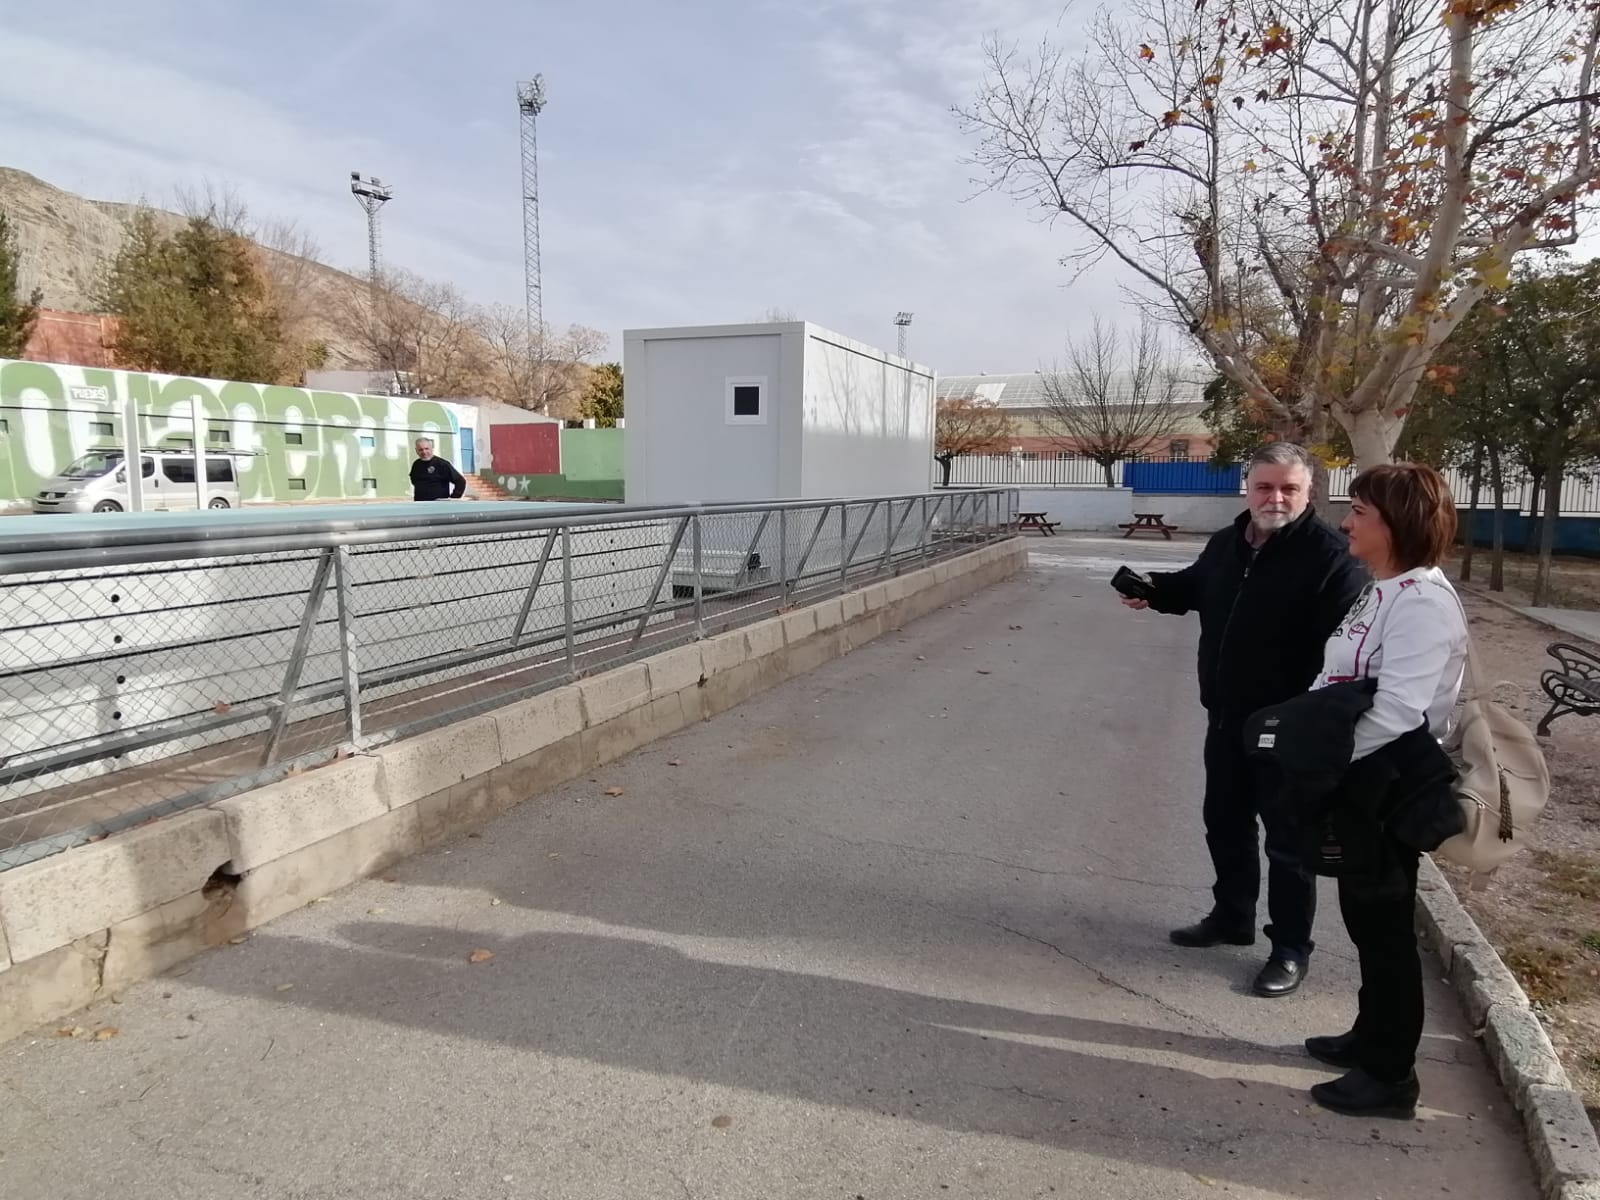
[0,0,1144,373]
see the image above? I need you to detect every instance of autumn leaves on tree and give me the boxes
[962,0,1600,468]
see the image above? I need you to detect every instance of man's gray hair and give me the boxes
[1247,442,1316,475]
[415,437,434,449]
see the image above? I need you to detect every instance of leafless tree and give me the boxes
[959,0,1600,467]
[934,394,1015,486]
[336,266,487,397]
[474,305,607,415]
[1042,316,1187,486]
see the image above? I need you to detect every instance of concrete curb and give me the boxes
[1456,580,1600,650]
[1415,855,1600,1199]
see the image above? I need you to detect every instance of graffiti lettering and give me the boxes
[0,359,464,504]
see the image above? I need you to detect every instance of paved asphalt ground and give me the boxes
[0,536,1537,1200]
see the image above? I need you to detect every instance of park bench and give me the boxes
[1119,512,1178,540]
[1536,642,1600,735]
[1017,511,1059,536]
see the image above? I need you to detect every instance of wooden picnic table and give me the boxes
[1119,512,1178,540]
[1017,511,1059,536]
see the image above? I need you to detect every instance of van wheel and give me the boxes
[92,500,123,513]
[207,497,231,509]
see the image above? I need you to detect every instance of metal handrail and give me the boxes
[0,489,1020,871]
[0,490,981,571]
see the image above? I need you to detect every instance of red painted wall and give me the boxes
[490,423,561,475]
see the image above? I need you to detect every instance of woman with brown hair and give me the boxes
[1301,463,1468,1117]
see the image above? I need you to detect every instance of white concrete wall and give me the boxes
[622,326,791,505]
[1010,487,1134,530]
[1130,492,1244,532]
[800,329,933,499]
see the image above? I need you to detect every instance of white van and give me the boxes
[31,450,244,514]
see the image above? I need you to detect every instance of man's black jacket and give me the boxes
[411,456,467,501]
[1244,680,1465,889]
[1147,507,1366,719]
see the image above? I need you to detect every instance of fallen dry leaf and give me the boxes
[275,983,295,993]
[667,759,683,767]
[92,1027,119,1041]
[468,949,495,965]
[490,898,503,906]
[228,936,248,945]
[212,701,232,715]
[367,907,387,915]
[976,669,992,675]
[604,787,625,797]
[56,1026,84,1039]
[285,764,305,777]
[710,1115,734,1129]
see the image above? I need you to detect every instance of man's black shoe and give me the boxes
[1310,1068,1419,1119]
[1252,955,1307,997]
[1169,916,1256,948]
[1306,1029,1360,1069]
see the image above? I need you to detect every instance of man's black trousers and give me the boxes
[1202,713,1316,962]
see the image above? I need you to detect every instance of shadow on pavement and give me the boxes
[188,918,1520,1200]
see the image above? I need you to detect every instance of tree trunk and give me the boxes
[936,455,953,487]
[1460,445,1483,583]
[1532,450,1564,608]
[1488,443,1506,592]
[1100,459,1115,488]
[1338,406,1401,470]
[1527,467,1545,559]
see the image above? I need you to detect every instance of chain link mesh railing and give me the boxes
[0,491,1018,871]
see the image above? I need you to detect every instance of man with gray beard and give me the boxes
[1120,443,1366,997]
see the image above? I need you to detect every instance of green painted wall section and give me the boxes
[0,359,463,503]
[483,470,624,502]
[559,428,623,482]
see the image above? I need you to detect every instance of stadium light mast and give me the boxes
[517,76,548,407]
[894,311,914,358]
[349,172,393,294]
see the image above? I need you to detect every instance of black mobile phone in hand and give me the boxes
[1111,565,1157,602]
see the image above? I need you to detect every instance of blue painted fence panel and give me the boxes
[1122,460,1243,494]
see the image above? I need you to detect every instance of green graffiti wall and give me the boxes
[0,360,465,504]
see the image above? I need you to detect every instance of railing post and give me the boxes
[562,526,576,677]
[332,545,363,746]
[839,505,850,587]
[260,547,335,766]
[920,495,930,559]
[882,499,894,571]
[691,514,705,639]
[778,507,789,608]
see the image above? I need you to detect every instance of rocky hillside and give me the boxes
[0,167,374,369]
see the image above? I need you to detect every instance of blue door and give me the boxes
[461,426,475,473]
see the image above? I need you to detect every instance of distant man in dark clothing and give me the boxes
[1120,442,1367,997]
[410,438,466,501]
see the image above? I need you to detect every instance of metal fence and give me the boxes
[0,490,1018,872]
[947,454,1600,514]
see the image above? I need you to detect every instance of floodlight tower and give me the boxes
[895,311,914,357]
[517,76,548,401]
[349,172,393,293]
